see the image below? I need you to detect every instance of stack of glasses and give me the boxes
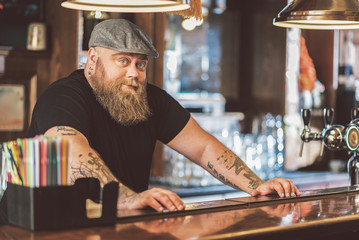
[153,113,285,187]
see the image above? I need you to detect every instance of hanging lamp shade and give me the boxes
[61,0,202,20]
[273,0,359,30]
[61,0,189,12]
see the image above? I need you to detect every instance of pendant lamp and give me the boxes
[273,0,359,30]
[61,0,203,20]
[61,0,188,12]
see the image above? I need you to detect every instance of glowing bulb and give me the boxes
[181,17,203,31]
[94,11,102,19]
[182,18,196,31]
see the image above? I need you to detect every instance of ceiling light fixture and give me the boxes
[273,0,359,30]
[61,0,190,13]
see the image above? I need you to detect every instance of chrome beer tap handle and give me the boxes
[323,108,334,127]
[301,108,311,139]
[320,108,334,156]
[299,109,311,157]
[322,107,345,151]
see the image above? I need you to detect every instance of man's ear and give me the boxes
[88,47,98,65]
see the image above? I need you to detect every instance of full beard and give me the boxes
[89,64,152,126]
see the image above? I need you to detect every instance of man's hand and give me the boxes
[117,186,185,212]
[250,178,301,198]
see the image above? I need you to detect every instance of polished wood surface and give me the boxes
[2,185,359,239]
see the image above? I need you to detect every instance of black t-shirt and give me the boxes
[27,70,190,192]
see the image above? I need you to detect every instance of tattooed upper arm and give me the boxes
[55,126,78,136]
[46,126,119,186]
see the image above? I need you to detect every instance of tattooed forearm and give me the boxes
[86,153,116,182]
[228,157,245,175]
[208,160,222,177]
[244,172,261,189]
[207,161,240,189]
[56,126,78,135]
[118,184,136,199]
[70,151,136,202]
[207,161,214,170]
[71,152,118,185]
[210,149,264,190]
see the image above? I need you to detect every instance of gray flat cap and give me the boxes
[89,19,159,58]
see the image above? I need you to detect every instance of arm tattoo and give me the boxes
[118,184,136,199]
[208,161,240,189]
[244,172,261,189]
[71,152,137,201]
[87,153,116,182]
[56,126,78,135]
[71,152,117,185]
[209,149,263,190]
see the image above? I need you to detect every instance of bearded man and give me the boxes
[27,19,300,212]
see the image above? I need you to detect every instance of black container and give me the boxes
[2,178,118,230]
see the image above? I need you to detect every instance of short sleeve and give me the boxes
[27,81,91,138]
[148,85,190,144]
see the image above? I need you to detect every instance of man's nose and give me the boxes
[126,62,139,79]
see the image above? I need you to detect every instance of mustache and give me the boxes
[120,79,141,89]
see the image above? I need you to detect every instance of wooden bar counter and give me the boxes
[2,184,359,240]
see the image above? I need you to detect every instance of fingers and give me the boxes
[145,188,185,212]
[283,179,300,197]
[279,179,292,198]
[273,178,294,198]
[154,189,185,211]
[288,179,301,196]
[146,196,168,212]
[255,178,301,198]
[274,182,285,197]
[118,187,185,212]
[276,178,301,198]
[167,191,186,210]
[293,183,301,196]
[250,189,259,197]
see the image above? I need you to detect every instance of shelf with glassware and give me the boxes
[150,111,286,188]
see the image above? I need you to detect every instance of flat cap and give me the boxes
[89,19,159,58]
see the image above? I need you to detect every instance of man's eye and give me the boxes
[137,62,146,69]
[118,59,128,65]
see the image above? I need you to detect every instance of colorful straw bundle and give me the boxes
[1,136,72,187]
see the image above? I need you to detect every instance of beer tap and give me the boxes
[299,109,323,157]
[322,109,345,151]
[320,108,334,156]
[299,107,359,186]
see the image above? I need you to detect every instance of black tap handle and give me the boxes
[323,108,334,127]
[301,109,311,127]
[351,108,359,120]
